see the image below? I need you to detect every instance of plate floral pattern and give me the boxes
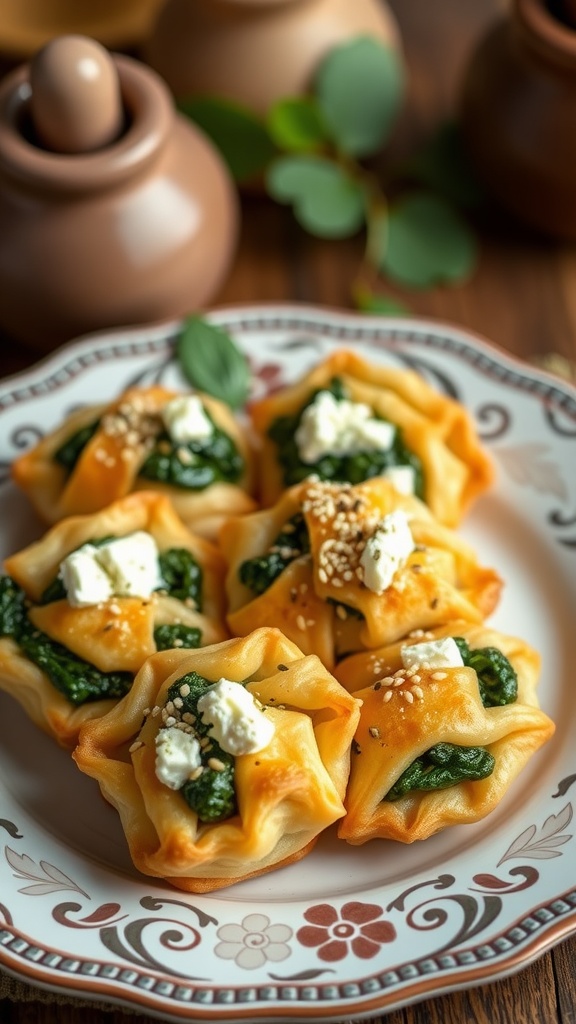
[0,305,575,1022]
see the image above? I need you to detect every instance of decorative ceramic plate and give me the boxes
[0,305,575,1022]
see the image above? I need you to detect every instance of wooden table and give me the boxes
[1,1,575,1022]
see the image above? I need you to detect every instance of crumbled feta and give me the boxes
[60,545,114,607]
[401,637,464,670]
[162,395,213,444]
[96,531,163,598]
[197,678,275,756]
[383,464,416,496]
[60,531,163,607]
[155,726,202,790]
[295,390,395,464]
[359,510,415,594]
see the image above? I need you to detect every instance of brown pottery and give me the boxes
[460,0,576,240]
[0,35,239,352]
[144,0,402,117]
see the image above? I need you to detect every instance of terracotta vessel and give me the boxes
[460,0,576,240]
[0,35,239,352]
[144,0,402,117]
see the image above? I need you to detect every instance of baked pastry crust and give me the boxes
[249,348,494,525]
[0,491,228,747]
[335,623,555,843]
[11,385,257,539]
[220,479,502,671]
[73,628,362,892]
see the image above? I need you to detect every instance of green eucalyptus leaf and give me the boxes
[380,192,478,288]
[267,96,329,152]
[178,96,276,183]
[177,317,251,410]
[314,36,404,158]
[266,155,366,238]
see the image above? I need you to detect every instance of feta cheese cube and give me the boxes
[162,395,213,444]
[60,545,114,607]
[295,390,395,464]
[60,531,163,606]
[155,726,202,790]
[197,678,275,756]
[401,637,464,670]
[96,531,163,598]
[359,510,415,594]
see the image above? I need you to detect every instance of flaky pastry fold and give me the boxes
[336,623,554,843]
[220,479,501,672]
[11,385,256,539]
[0,491,228,747]
[249,348,494,525]
[73,628,362,892]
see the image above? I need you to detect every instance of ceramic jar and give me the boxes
[0,38,239,352]
[460,0,576,240]
[144,0,402,117]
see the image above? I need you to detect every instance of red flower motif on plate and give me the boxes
[296,901,396,962]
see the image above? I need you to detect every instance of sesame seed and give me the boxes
[369,726,380,739]
[432,671,447,680]
[383,690,393,702]
[296,614,307,631]
[179,682,191,696]
[404,690,414,704]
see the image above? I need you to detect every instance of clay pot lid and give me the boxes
[0,52,172,194]
[515,0,576,68]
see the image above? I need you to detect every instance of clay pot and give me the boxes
[0,35,239,352]
[144,0,402,117]
[460,0,576,240]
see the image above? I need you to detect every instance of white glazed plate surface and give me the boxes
[0,305,575,1021]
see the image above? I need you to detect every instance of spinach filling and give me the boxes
[167,672,237,823]
[383,638,518,801]
[268,377,424,496]
[385,743,495,801]
[0,545,206,705]
[238,513,310,596]
[0,575,132,706]
[453,636,518,707]
[53,409,244,491]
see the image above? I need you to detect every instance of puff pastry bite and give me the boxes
[336,625,555,844]
[249,348,494,526]
[73,628,362,892]
[11,385,256,539]
[0,491,228,748]
[220,478,502,672]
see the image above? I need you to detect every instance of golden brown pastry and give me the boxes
[73,628,362,892]
[249,348,494,526]
[220,478,502,672]
[335,624,555,843]
[0,491,228,747]
[11,384,256,539]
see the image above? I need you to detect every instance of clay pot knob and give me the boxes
[29,34,124,154]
